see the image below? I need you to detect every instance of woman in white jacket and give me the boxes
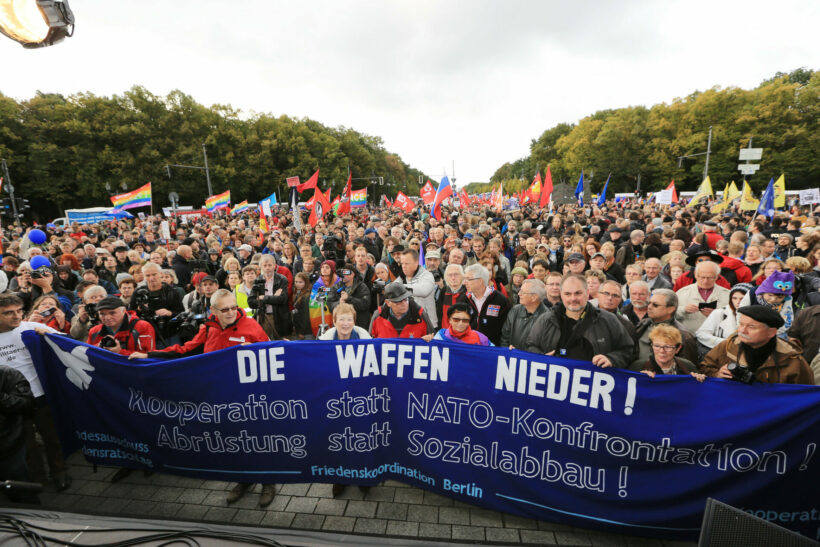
[696,284,751,351]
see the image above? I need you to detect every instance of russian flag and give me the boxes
[431,176,453,221]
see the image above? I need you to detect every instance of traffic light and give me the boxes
[15,198,30,212]
[0,199,15,217]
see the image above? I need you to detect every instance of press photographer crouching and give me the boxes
[700,305,814,385]
[129,289,275,507]
[87,296,157,356]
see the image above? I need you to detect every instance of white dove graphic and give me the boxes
[43,335,96,390]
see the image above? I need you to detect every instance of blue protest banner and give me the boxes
[25,333,820,540]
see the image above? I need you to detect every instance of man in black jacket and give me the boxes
[525,274,634,368]
[333,266,371,330]
[0,364,36,503]
[172,245,194,291]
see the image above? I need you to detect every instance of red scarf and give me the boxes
[448,326,481,344]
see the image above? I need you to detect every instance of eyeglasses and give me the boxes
[217,306,238,313]
[698,275,717,280]
[450,317,471,324]
[652,344,679,352]
[648,302,668,307]
[465,277,481,282]
[598,291,619,298]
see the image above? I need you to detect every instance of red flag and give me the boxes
[666,180,678,203]
[395,191,415,212]
[539,165,553,208]
[459,189,470,208]
[308,185,331,227]
[420,180,436,205]
[337,171,352,216]
[297,169,319,193]
[384,197,393,208]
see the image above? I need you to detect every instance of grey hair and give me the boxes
[521,278,546,300]
[464,264,490,286]
[629,280,650,293]
[695,260,721,277]
[444,263,464,276]
[142,262,161,274]
[653,288,678,308]
[83,285,107,301]
[210,289,235,309]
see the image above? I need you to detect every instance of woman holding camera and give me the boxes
[27,295,70,334]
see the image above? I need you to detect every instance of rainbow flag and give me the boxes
[205,190,231,212]
[351,188,367,208]
[309,278,335,336]
[111,182,152,210]
[231,200,249,214]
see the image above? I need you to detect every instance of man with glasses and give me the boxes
[544,272,563,308]
[501,279,548,350]
[635,289,698,364]
[129,290,275,507]
[672,250,731,291]
[0,293,71,492]
[676,261,730,332]
[87,296,157,356]
[597,280,637,343]
[457,264,510,346]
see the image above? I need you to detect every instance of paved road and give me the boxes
[21,452,696,546]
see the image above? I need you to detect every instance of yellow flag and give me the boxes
[725,181,741,202]
[739,181,759,211]
[773,174,786,208]
[711,183,729,213]
[687,176,713,207]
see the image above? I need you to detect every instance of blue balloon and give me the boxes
[29,255,51,270]
[28,229,46,245]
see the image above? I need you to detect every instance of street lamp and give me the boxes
[0,0,74,48]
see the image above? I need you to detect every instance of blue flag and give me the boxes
[757,178,775,218]
[262,191,277,207]
[574,171,584,205]
[597,174,610,207]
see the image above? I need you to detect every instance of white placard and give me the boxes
[738,164,760,175]
[160,220,171,241]
[738,148,763,161]
[799,188,820,205]
[656,189,673,205]
[261,200,272,217]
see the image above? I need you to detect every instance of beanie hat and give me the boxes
[191,271,208,287]
[757,270,794,295]
[321,260,336,276]
[510,267,528,277]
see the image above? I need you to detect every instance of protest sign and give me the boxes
[25,334,820,540]
[799,188,820,205]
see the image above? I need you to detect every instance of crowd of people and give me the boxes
[1,197,819,507]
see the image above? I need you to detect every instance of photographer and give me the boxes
[369,282,435,340]
[17,266,73,315]
[129,263,184,345]
[248,255,290,339]
[27,295,70,334]
[700,305,813,385]
[333,266,371,330]
[399,248,438,327]
[70,285,107,341]
[189,275,219,317]
[87,296,157,356]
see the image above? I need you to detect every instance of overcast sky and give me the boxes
[1,0,817,185]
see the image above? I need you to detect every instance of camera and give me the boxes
[85,303,99,322]
[372,279,387,293]
[251,275,267,296]
[31,266,51,279]
[190,259,209,272]
[99,335,119,349]
[170,310,207,342]
[727,362,755,384]
[41,307,56,318]
[431,270,442,282]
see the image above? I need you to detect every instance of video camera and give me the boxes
[85,303,100,323]
[189,259,209,273]
[169,310,207,342]
[99,335,119,349]
[30,266,52,279]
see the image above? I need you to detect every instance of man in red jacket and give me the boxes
[129,289,274,507]
[369,282,435,340]
[87,296,156,355]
